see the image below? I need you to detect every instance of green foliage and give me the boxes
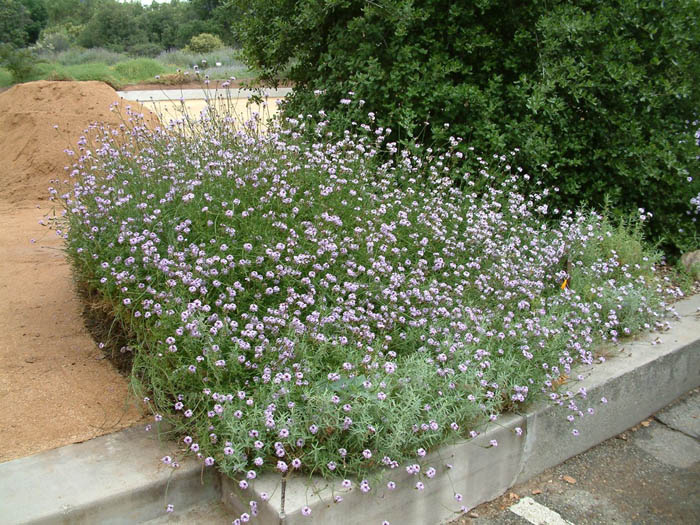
[0,0,48,46]
[0,0,244,87]
[127,42,164,58]
[0,0,46,46]
[2,44,253,87]
[232,0,700,255]
[78,2,149,52]
[112,58,166,82]
[45,21,84,43]
[529,2,700,254]
[139,1,219,50]
[45,0,100,27]
[42,0,231,52]
[0,66,13,87]
[154,47,256,80]
[157,47,243,69]
[46,46,126,66]
[0,0,32,46]
[32,60,121,88]
[35,28,72,53]
[18,0,47,43]
[0,42,40,82]
[185,32,224,54]
[188,0,233,44]
[23,56,174,89]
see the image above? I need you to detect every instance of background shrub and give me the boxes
[185,32,224,53]
[0,43,40,82]
[231,0,700,254]
[47,46,126,66]
[0,67,13,87]
[36,28,72,53]
[127,42,164,58]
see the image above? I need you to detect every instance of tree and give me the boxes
[19,0,47,43]
[45,0,101,26]
[190,0,234,44]
[191,0,223,15]
[78,1,148,51]
[230,0,700,254]
[141,0,219,50]
[140,0,185,50]
[0,0,32,46]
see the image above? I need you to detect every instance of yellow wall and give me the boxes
[139,96,284,131]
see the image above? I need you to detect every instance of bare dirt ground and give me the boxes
[0,79,286,462]
[0,204,145,462]
[0,81,148,462]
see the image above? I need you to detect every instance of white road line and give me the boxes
[509,497,574,525]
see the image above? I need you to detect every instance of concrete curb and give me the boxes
[1,295,698,524]
[0,426,220,524]
[117,88,293,102]
[221,294,700,524]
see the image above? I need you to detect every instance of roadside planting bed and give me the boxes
[56,102,682,522]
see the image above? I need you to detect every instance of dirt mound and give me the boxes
[0,81,151,462]
[0,80,154,205]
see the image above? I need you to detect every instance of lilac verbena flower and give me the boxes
[58,98,671,509]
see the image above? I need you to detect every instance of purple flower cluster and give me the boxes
[58,103,675,520]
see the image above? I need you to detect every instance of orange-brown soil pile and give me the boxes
[0,81,152,462]
[0,80,154,204]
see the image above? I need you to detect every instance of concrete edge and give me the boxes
[117,88,293,102]
[222,294,700,524]
[0,425,220,524]
[1,295,698,524]
[516,303,700,482]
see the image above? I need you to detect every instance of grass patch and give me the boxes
[27,59,172,90]
[156,47,246,70]
[0,67,12,88]
[45,47,127,66]
[32,62,121,88]
[155,47,258,81]
[5,45,259,88]
[112,58,168,83]
[56,103,678,517]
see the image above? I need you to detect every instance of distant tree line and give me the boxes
[0,0,232,54]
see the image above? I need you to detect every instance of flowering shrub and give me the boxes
[56,102,676,517]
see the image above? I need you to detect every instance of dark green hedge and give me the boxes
[232,0,699,254]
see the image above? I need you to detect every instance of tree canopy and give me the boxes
[5,0,234,53]
[1,0,47,47]
[230,0,700,254]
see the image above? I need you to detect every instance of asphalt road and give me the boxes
[452,388,700,525]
